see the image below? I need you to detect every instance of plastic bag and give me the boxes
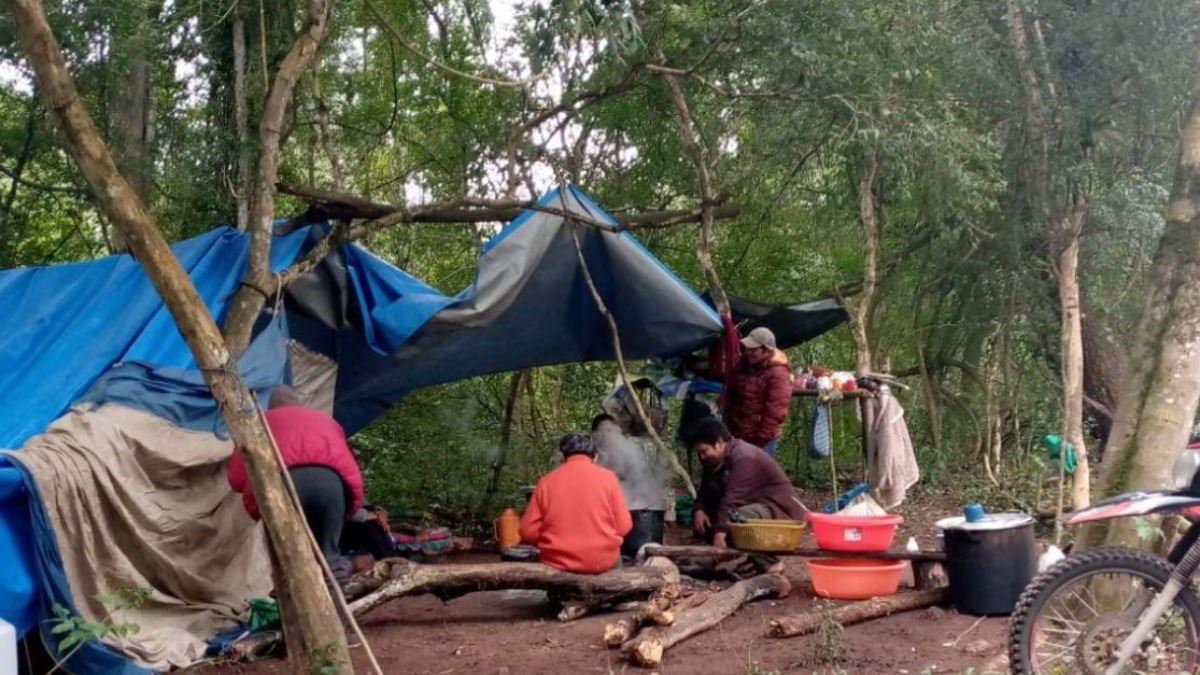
[837,493,888,516]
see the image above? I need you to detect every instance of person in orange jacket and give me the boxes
[520,432,633,573]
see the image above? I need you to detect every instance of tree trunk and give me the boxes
[1084,75,1200,549]
[916,341,943,447]
[621,574,791,666]
[342,559,679,618]
[767,588,948,638]
[850,152,879,375]
[1057,201,1090,510]
[311,47,346,191]
[1081,309,1126,447]
[654,45,731,316]
[850,153,879,467]
[110,1,158,251]
[1007,0,1092,514]
[232,5,252,232]
[486,369,527,498]
[222,0,336,357]
[1,0,352,671]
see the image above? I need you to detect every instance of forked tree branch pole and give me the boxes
[223,0,337,358]
[0,0,352,671]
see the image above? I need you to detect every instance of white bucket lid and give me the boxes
[936,513,1034,532]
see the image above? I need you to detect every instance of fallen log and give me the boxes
[344,558,678,618]
[622,574,791,666]
[767,587,948,638]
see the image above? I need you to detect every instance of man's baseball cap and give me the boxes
[740,327,777,350]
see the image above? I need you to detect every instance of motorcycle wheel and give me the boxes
[1010,547,1200,674]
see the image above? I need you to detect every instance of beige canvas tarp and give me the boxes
[5,403,272,670]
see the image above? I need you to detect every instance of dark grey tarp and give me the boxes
[703,293,848,349]
[287,186,725,432]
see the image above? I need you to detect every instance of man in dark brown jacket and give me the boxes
[688,418,806,572]
[723,327,793,457]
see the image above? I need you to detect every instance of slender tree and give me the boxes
[1084,72,1200,548]
[1,0,352,670]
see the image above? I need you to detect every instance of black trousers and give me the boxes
[289,465,351,581]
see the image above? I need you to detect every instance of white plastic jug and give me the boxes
[0,617,16,675]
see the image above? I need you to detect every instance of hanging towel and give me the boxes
[868,394,920,508]
[808,401,831,458]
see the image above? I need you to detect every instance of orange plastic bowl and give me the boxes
[805,512,904,552]
[806,558,906,600]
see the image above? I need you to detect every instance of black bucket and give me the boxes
[938,513,1037,616]
[622,510,665,559]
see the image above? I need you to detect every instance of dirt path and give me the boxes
[187,564,1009,674]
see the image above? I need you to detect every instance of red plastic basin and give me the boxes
[806,558,906,600]
[805,512,904,552]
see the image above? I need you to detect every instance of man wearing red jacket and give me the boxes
[723,327,793,457]
[520,432,632,574]
[227,385,364,581]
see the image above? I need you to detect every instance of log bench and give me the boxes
[641,544,948,590]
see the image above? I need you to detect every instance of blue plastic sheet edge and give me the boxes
[1,456,151,675]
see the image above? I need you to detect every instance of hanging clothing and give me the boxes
[868,393,919,509]
[808,400,831,459]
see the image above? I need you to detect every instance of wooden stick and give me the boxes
[622,574,791,666]
[767,588,948,638]
[569,224,696,497]
[255,407,384,675]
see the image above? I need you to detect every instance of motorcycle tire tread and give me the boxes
[1009,546,1200,674]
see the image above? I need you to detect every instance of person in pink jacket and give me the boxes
[228,385,364,581]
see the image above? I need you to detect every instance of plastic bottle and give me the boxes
[0,617,15,675]
[494,506,521,549]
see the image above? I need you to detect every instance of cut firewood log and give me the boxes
[604,582,692,646]
[621,574,791,666]
[767,587,948,638]
[343,558,678,619]
[657,586,715,624]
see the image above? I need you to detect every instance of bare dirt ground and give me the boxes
[188,489,1015,675]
